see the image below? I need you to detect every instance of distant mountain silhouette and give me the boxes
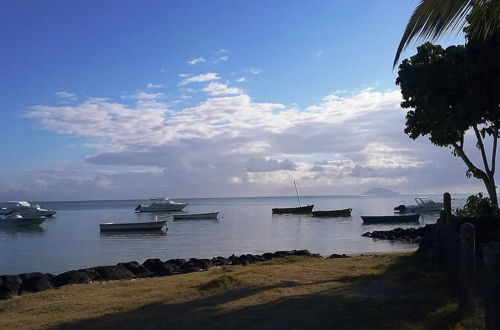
[361,188,400,196]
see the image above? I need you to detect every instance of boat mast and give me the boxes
[294,180,302,207]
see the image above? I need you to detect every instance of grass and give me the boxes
[0,252,473,329]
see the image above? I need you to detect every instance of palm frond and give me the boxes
[394,0,473,67]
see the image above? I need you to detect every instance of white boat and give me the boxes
[134,198,187,213]
[394,197,443,214]
[0,213,47,227]
[0,201,57,217]
[99,220,167,231]
[173,212,219,220]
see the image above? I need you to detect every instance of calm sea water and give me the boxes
[0,195,446,275]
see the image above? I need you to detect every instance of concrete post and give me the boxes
[459,223,475,316]
[483,241,500,330]
[443,192,452,216]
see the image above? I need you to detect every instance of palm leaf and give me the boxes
[393,0,500,67]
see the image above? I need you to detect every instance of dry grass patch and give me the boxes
[0,253,472,329]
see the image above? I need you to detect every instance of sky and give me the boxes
[0,0,482,201]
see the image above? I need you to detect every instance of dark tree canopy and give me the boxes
[396,33,500,204]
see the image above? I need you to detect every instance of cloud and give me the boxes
[245,157,296,172]
[17,85,489,199]
[247,68,262,75]
[187,57,206,65]
[202,82,242,96]
[146,83,163,89]
[179,73,220,86]
[236,77,246,83]
[55,91,77,100]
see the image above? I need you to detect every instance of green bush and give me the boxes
[456,193,499,217]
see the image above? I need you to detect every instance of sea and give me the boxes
[0,194,456,275]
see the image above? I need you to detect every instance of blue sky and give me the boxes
[1,0,477,201]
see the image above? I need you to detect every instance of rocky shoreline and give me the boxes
[362,224,435,243]
[0,250,348,300]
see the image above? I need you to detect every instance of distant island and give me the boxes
[361,188,400,196]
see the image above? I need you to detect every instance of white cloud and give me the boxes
[179,73,220,86]
[187,57,206,65]
[146,83,163,89]
[55,91,77,100]
[247,68,262,75]
[18,85,488,199]
[202,82,242,96]
[236,77,246,82]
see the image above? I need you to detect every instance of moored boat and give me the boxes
[173,212,219,220]
[134,197,187,213]
[312,208,352,217]
[272,205,314,214]
[394,197,443,214]
[0,201,56,217]
[99,220,167,231]
[0,213,47,227]
[361,214,420,224]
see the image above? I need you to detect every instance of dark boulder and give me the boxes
[92,265,134,280]
[273,251,293,258]
[328,254,349,259]
[292,249,312,256]
[0,275,22,299]
[211,256,228,266]
[262,252,274,260]
[142,258,165,273]
[54,270,92,287]
[158,262,178,276]
[118,261,150,276]
[165,258,187,267]
[19,273,54,294]
[189,258,214,270]
[227,254,242,265]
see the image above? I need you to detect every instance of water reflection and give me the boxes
[99,230,167,238]
[0,225,45,237]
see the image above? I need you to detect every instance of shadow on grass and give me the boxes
[50,255,463,330]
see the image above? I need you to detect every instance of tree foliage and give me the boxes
[456,193,499,217]
[396,31,500,204]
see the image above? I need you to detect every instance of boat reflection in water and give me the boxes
[99,230,167,238]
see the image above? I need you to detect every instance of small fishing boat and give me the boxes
[361,214,420,224]
[312,208,352,217]
[173,212,219,220]
[272,205,314,214]
[272,180,313,214]
[0,213,46,227]
[99,220,167,231]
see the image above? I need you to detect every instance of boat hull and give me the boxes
[0,217,46,227]
[361,214,420,224]
[312,208,352,217]
[173,212,219,220]
[99,220,167,231]
[272,205,314,214]
[135,204,187,212]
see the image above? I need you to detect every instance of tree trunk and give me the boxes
[485,174,498,207]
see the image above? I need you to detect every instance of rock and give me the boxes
[165,258,187,267]
[159,262,178,275]
[142,258,165,273]
[54,270,92,287]
[0,275,22,299]
[118,261,150,276]
[211,256,228,266]
[92,265,134,280]
[292,249,312,256]
[189,258,214,270]
[328,254,349,259]
[19,273,54,294]
[227,255,241,265]
[262,252,274,260]
[273,251,293,258]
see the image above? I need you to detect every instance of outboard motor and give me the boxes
[134,204,143,212]
[394,204,407,213]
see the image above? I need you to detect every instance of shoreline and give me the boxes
[0,251,471,329]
